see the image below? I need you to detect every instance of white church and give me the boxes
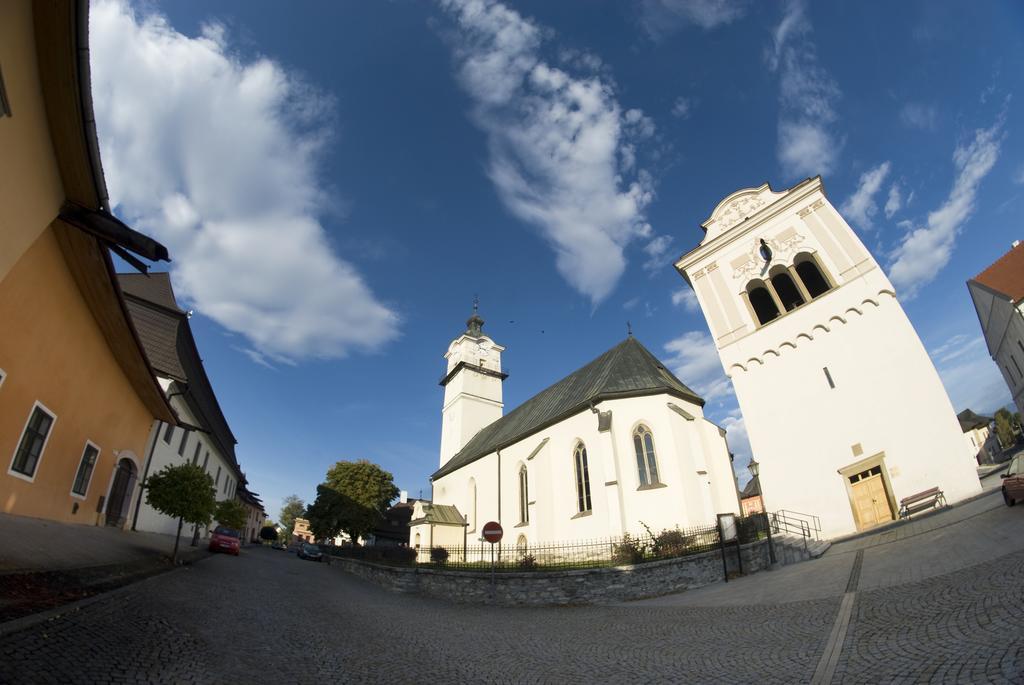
[409,308,741,551]
[675,177,981,538]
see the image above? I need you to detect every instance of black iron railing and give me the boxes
[322,513,771,573]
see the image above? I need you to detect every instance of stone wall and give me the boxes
[329,539,770,606]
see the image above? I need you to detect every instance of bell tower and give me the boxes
[439,300,506,468]
[674,177,980,538]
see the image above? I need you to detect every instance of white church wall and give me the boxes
[678,179,981,539]
[430,392,739,545]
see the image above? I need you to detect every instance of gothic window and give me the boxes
[518,464,529,524]
[633,425,661,487]
[516,534,528,558]
[467,478,477,531]
[747,280,780,326]
[573,442,592,514]
[794,254,832,299]
[769,269,805,312]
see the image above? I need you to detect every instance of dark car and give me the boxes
[297,543,324,562]
[209,526,241,556]
[271,542,285,550]
[1002,454,1024,506]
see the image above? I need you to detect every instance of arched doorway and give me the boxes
[105,457,138,527]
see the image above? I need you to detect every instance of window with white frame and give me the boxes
[11,403,56,478]
[71,443,99,497]
[215,465,221,486]
[633,424,661,487]
[573,442,592,513]
[192,441,201,464]
[162,422,175,444]
[178,429,191,456]
[518,464,529,524]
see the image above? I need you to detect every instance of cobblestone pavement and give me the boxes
[1,498,1022,683]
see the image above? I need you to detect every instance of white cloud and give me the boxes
[671,96,693,119]
[931,333,1011,413]
[718,407,752,472]
[899,103,938,131]
[638,0,747,38]
[767,0,842,178]
[642,235,673,272]
[439,0,655,305]
[888,119,1003,297]
[90,1,398,364]
[663,331,732,402]
[1013,164,1024,185]
[839,161,891,230]
[671,288,700,312]
[884,183,902,219]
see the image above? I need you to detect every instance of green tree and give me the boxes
[279,495,305,541]
[259,526,278,541]
[322,460,400,542]
[995,408,1017,449]
[215,498,248,531]
[144,463,217,563]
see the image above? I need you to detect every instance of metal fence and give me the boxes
[322,513,770,572]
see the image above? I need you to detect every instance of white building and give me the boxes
[967,240,1024,418]
[674,178,981,538]
[411,307,740,551]
[957,409,995,465]
[118,274,247,538]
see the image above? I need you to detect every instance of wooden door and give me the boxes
[852,473,892,530]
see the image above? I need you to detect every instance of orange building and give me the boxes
[0,1,176,526]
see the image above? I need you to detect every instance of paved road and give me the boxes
[1,496,1022,683]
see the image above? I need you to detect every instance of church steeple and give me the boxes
[439,299,506,468]
[465,295,484,338]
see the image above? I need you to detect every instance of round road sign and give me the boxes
[481,521,503,544]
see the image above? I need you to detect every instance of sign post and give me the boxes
[717,513,737,582]
[482,521,503,598]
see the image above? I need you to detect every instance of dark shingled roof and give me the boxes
[410,503,467,527]
[117,272,240,475]
[957,409,992,433]
[740,475,761,499]
[432,336,703,480]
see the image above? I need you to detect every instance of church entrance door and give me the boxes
[849,466,893,530]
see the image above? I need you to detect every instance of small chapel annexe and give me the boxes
[411,311,741,551]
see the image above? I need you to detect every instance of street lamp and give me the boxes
[748,458,759,478]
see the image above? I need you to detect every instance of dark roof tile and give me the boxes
[432,337,703,480]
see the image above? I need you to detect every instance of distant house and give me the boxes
[957,409,996,465]
[363,493,422,547]
[119,273,247,539]
[0,1,176,527]
[967,241,1024,417]
[293,517,314,543]
[739,476,764,516]
[409,501,467,551]
[236,482,266,543]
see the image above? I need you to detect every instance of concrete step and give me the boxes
[770,534,829,566]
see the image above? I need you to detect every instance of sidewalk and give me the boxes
[0,512,205,573]
[625,488,1020,607]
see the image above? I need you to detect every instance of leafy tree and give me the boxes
[259,526,278,541]
[995,409,1017,449]
[215,498,248,531]
[279,495,305,541]
[144,463,216,563]
[321,460,400,542]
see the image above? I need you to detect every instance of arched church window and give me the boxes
[747,281,780,326]
[467,478,477,532]
[518,465,529,524]
[573,442,592,514]
[414,532,421,548]
[516,534,528,559]
[769,269,805,312]
[794,254,832,299]
[633,425,660,487]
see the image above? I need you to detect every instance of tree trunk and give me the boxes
[173,516,183,564]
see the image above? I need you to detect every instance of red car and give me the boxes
[209,526,241,555]
[1003,454,1024,507]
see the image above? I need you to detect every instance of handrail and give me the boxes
[773,509,821,540]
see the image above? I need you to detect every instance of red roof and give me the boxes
[972,241,1024,303]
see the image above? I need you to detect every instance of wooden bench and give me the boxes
[898,487,946,519]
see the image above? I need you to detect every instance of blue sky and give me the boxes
[89,0,1024,521]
